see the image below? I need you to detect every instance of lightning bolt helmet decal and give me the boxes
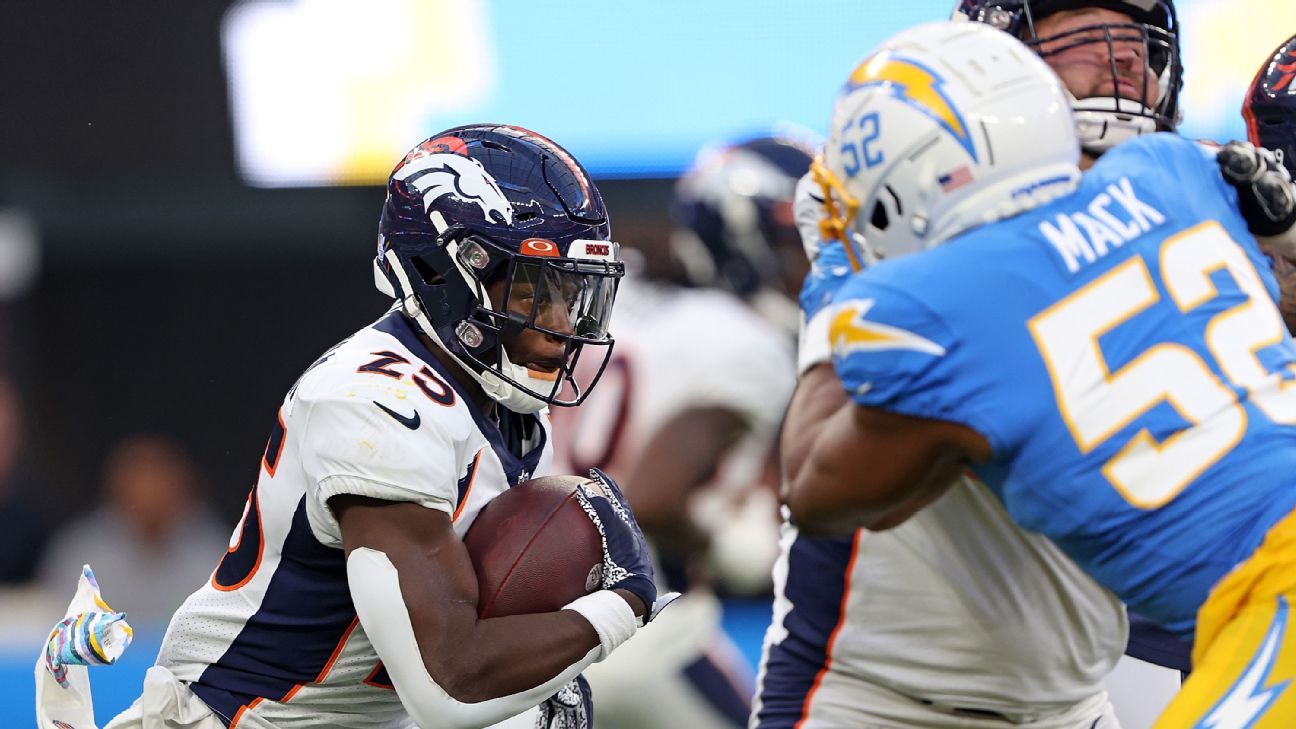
[843,53,978,163]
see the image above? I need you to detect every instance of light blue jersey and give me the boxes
[828,133,1296,639]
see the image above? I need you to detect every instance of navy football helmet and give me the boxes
[1245,33,1296,178]
[669,135,815,329]
[374,125,624,413]
[954,0,1182,153]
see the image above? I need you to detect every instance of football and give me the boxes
[463,474,605,618]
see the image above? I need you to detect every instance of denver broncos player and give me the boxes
[1246,32,1296,336]
[1245,32,1296,177]
[38,125,668,729]
[551,136,805,729]
[787,19,1296,729]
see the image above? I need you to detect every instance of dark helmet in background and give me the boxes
[954,0,1183,154]
[669,135,816,330]
[375,124,624,412]
[1245,33,1296,178]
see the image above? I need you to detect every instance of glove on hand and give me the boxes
[1217,140,1296,238]
[573,468,679,623]
[534,674,593,729]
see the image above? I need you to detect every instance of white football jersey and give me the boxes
[155,310,553,729]
[752,477,1128,727]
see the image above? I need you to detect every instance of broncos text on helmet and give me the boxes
[1245,33,1296,179]
[954,0,1183,154]
[374,125,625,414]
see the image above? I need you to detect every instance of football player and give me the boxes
[37,125,670,729]
[550,136,806,729]
[754,2,1186,728]
[786,18,1296,729]
[1246,32,1296,336]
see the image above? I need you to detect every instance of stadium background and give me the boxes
[0,0,1292,722]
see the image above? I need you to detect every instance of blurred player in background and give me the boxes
[551,136,808,729]
[754,2,1189,728]
[37,125,671,729]
[786,16,1296,729]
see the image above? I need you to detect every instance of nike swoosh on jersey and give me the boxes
[373,401,421,430]
[828,299,946,356]
[1198,596,1291,729]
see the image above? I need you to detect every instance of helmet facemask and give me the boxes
[379,225,623,414]
[1028,17,1178,152]
[956,0,1183,154]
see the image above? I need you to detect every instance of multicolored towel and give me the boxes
[35,564,134,729]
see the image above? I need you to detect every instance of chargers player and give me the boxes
[552,136,805,729]
[37,125,671,729]
[754,2,1186,728]
[786,19,1296,729]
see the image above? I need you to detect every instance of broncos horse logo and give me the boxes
[392,153,515,226]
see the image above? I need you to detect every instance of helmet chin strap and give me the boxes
[381,248,551,415]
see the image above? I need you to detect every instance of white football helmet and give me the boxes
[816,20,1081,262]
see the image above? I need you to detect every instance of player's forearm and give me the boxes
[430,609,600,701]
[430,588,644,700]
[785,401,967,535]
[350,548,601,729]
[784,403,908,535]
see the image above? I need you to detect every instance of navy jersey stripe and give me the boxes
[1127,611,1193,673]
[752,531,856,729]
[192,496,355,723]
[375,311,547,484]
[682,652,751,727]
[453,449,483,521]
[263,410,287,475]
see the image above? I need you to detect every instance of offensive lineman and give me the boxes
[753,2,1186,727]
[37,125,668,729]
[787,17,1296,729]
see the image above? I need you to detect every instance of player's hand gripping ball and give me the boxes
[463,474,605,618]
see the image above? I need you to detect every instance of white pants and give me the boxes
[584,590,753,729]
[102,665,539,729]
[103,666,231,729]
[788,673,1121,729]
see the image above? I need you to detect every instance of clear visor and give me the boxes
[503,259,618,342]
